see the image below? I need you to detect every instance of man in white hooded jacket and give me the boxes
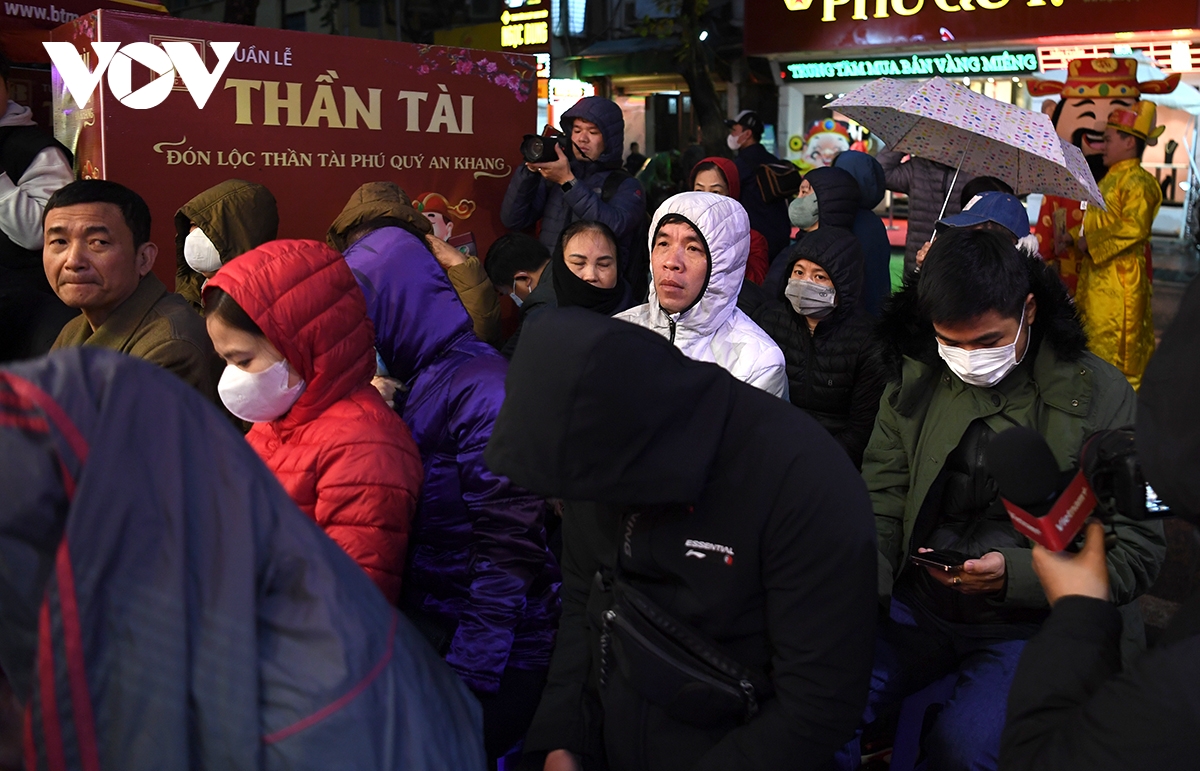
[0,53,78,361]
[617,191,788,398]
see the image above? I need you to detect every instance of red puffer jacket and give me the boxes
[205,240,422,604]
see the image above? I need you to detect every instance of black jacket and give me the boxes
[764,166,862,295]
[999,594,1200,770]
[485,309,877,771]
[734,143,792,258]
[999,271,1200,769]
[753,227,886,468]
[878,150,973,269]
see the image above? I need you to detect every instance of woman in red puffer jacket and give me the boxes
[203,239,422,604]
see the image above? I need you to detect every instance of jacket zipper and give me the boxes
[602,608,758,718]
[667,315,677,344]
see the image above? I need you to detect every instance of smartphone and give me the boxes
[910,550,970,572]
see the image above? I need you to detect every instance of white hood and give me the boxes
[0,100,37,128]
[645,191,749,338]
[616,191,788,399]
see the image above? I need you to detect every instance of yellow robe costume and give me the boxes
[1077,158,1159,390]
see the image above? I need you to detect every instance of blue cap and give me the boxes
[936,192,1030,241]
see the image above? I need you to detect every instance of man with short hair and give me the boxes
[501,96,646,274]
[1073,102,1162,390]
[616,191,787,398]
[45,180,220,401]
[842,228,1165,771]
[0,47,78,362]
[726,109,791,258]
[624,141,646,175]
[484,233,553,359]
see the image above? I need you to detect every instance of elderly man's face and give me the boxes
[43,202,156,329]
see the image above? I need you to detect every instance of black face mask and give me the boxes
[552,246,629,316]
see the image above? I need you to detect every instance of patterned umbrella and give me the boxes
[828,77,1105,212]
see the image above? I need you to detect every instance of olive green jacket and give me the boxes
[865,342,1165,612]
[53,274,221,403]
[174,179,279,313]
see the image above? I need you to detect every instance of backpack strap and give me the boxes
[601,169,632,203]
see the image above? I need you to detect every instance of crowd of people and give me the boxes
[0,47,1195,770]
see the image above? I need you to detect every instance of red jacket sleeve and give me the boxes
[315,430,421,604]
[747,229,771,285]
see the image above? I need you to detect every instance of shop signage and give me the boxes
[783,49,1037,80]
[500,0,549,50]
[746,0,1200,56]
[50,11,536,289]
[784,0,1062,23]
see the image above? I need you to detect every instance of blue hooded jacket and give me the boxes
[0,348,485,771]
[501,97,646,269]
[345,227,560,694]
[833,151,892,317]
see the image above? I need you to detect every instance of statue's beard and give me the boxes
[1071,128,1109,182]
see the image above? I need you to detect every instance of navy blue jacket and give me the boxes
[501,97,646,269]
[764,166,862,298]
[833,151,892,317]
[0,349,486,771]
[734,142,793,258]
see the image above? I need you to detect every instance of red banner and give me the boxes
[49,11,537,289]
[745,0,1200,57]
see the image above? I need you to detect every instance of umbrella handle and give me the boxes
[938,135,973,222]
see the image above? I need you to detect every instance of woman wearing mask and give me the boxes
[174,179,279,313]
[204,239,423,604]
[690,158,770,285]
[753,227,886,469]
[765,166,861,297]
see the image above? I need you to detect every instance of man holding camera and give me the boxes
[842,229,1165,771]
[501,96,646,283]
[1000,277,1200,770]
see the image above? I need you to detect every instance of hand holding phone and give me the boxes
[910,549,970,572]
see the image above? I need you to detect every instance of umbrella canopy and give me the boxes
[828,77,1105,209]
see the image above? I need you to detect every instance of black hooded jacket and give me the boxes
[485,309,877,771]
[804,166,860,232]
[752,227,886,468]
[764,166,862,294]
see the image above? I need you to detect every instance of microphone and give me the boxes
[985,427,1097,551]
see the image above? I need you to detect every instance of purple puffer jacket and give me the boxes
[345,227,560,694]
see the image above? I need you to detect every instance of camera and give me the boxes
[521,127,572,164]
[1082,428,1170,522]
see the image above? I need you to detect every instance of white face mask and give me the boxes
[726,133,743,151]
[937,306,1030,388]
[509,292,524,308]
[784,278,836,319]
[184,228,223,274]
[218,358,306,422]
